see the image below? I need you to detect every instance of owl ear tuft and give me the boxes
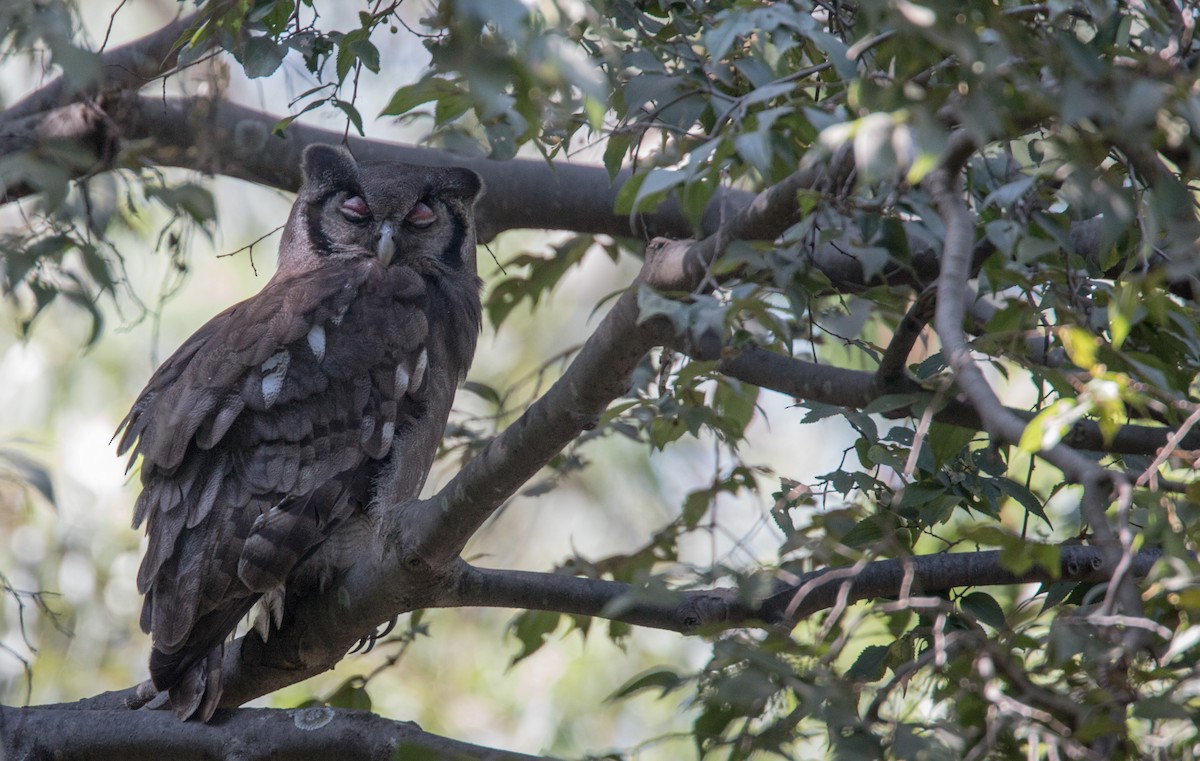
[301,144,362,194]
[444,167,484,204]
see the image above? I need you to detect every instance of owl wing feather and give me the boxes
[116,258,432,719]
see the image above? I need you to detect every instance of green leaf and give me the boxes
[273,98,328,136]
[608,667,684,701]
[336,29,379,80]
[380,79,451,117]
[847,644,889,681]
[1001,478,1050,524]
[241,35,287,78]
[649,415,688,450]
[928,422,975,468]
[603,133,634,181]
[616,168,683,215]
[507,610,561,665]
[839,515,892,549]
[257,0,294,35]
[960,591,1006,629]
[333,99,365,136]
[323,676,371,711]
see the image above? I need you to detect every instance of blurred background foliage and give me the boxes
[3,0,1200,759]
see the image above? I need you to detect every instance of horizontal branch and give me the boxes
[760,545,1163,624]
[449,546,1162,633]
[0,704,546,761]
[713,345,1198,457]
[450,564,746,633]
[111,94,734,242]
[3,89,1164,301]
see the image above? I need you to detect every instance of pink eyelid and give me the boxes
[407,201,436,227]
[341,196,370,218]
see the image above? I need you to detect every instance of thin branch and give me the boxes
[875,285,937,385]
[1136,404,1200,488]
[450,548,1162,634]
[757,546,1162,627]
[710,345,1200,457]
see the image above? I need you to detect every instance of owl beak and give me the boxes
[376,221,397,267]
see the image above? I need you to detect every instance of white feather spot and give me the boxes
[395,363,410,396]
[360,416,376,444]
[260,351,290,408]
[306,324,326,362]
[412,348,428,390]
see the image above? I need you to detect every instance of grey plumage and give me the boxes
[116,145,483,721]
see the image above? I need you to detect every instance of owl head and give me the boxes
[276,144,484,279]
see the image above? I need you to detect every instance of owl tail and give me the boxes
[152,644,225,721]
[149,596,259,721]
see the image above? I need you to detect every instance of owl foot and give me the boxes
[349,616,398,654]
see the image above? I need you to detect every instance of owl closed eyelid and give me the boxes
[341,195,371,222]
[407,201,436,227]
[116,144,484,721]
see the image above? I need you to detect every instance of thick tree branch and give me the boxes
[3,89,1176,304]
[30,544,1162,750]
[0,704,546,761]
[86,94,736,242]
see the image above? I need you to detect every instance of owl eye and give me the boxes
[340,196,371,223]
[406,201,436,229]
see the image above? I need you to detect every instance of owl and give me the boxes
[115,144,484,721]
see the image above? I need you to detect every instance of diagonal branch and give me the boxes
[928,133,1105,483]
[874,285,938,385]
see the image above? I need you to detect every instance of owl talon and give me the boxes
[351,617,399,654]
